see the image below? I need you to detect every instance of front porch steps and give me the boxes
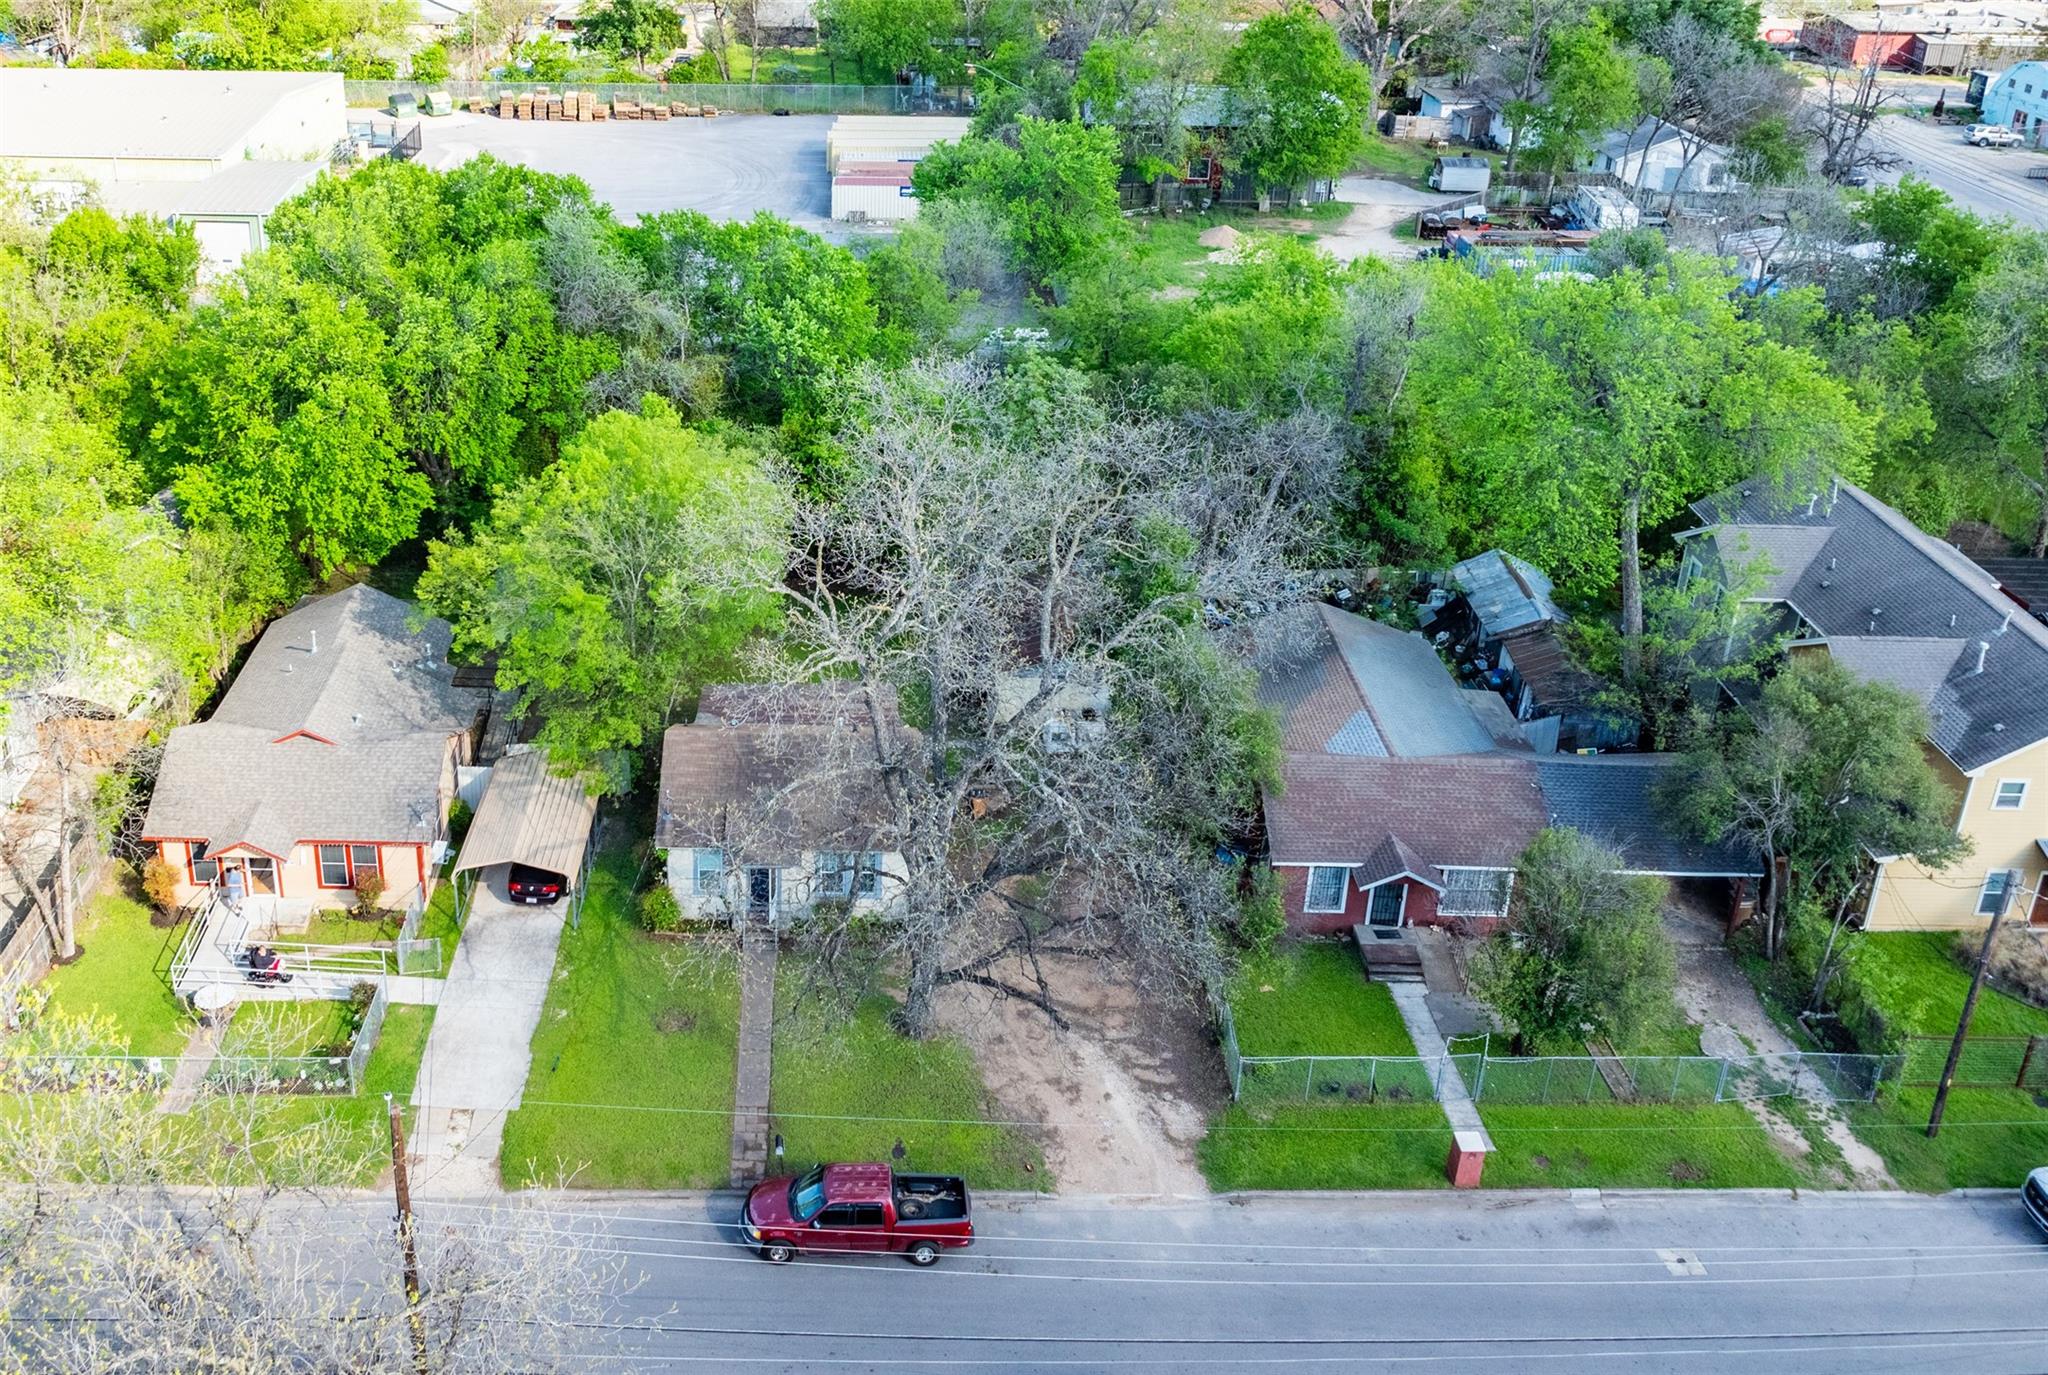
[1352,923,1425,984]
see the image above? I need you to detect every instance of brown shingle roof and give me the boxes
[1266,753,1548,867]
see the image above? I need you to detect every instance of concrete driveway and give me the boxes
[415,109,836,229]
[409,866,565,1192]
[1864,114,2048,229]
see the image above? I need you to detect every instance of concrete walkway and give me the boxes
[728,918,778,1187]
[409,879,566,1195]
[1389,982,1492,1149]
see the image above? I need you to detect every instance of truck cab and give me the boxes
[739,1163,974,1266]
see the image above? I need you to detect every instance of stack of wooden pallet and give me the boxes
[484,91,710,121]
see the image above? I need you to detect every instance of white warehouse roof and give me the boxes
[98,159,325,220]
[0,69,339,161]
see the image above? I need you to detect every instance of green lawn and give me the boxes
[226,998,360,1055]
[719,44,834,82]
[1200,1102,1453,1190]
[1126,213,1329,290]
[1479,1103,1812,1189]
[771,976,1045,1191]
[1843,1085,2048,1191]
[290,873,462,974]
[1230,942,1417,1057]
[499,842,739,1189]
[39,885,195,1057]
[1847,932,2048,1039]
[1353,133,1438,183]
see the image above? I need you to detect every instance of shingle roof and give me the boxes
[1535,755,1761,875]
[1266,754,1547,867]
[655,684,911,861]
[1357,831,1444,890]
[1708,525,1835,599]
[1688,479,2048,771]
[1315,605,1496,756]
[140,587,482,849]
[1974,557,2048,619]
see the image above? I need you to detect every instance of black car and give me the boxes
[507,863,565,906]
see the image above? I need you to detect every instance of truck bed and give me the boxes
[893,1173,969,1223]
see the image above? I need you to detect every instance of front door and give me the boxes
[244,857,278,897]
[747,868,777,922]
[2032,870,2048,928]
[1367,882,1405,928]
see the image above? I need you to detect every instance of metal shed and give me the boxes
[1428,156,1491,193]
[450,746,599,925]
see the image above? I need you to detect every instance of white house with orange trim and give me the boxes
[140,586,486,926]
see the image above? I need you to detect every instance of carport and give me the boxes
[450,747,599,927]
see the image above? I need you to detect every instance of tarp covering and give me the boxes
[451,747,597,885]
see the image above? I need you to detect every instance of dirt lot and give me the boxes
[1314,174,1467,264]
[934,954,1224,1197]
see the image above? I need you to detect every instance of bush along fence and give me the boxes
[342,79,966,115]
[1,981,391,1097]
[1226,1038,1899,1109]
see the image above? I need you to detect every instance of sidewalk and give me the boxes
[409,884,566,1195]
[728,918,777,1186]
[1388,982,1492,1150]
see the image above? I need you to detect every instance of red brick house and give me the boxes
[1258,604,1760,935]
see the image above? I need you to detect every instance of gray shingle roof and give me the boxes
[655,684,911,862]
[1535,755,1761,875]
[1688,480,2048,772]
[1316,605,1496,757]
[141,587,483,850]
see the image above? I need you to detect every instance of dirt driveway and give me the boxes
[935,954,1223,1197]
[1314,174,1468,264]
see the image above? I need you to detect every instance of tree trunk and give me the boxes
[897,943,940,1039]
[54,800,77,961]
[1620,492,1644,682]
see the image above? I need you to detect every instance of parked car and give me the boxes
[740,1163,974,1266]
[506,862,564,905]
[1965,124,2023,147]
[2025,1166,2048,1236]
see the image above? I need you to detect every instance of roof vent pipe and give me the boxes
[1806,492,1819,517]
[1998,610,2012,634]
[1975,640,1990,675]
[1950,613,1958,629]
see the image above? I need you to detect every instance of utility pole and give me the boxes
[1925,874,2012,1138]
[387,1093,431,1375]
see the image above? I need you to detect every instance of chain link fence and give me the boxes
[1900,1034,2048,1091]
[343,79,966,115]
[1228,1045,1899,1107]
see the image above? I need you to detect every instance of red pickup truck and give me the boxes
[739,1163,974,1266]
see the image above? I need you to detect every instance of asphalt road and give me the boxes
[394,1189,2048,1373]
[415,110,837,229]
[1864,115,2048,229]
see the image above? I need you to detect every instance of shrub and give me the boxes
[447,798,474,848]
[1775,900,1905,1054]
[352,869,386,918]
[1235,867,1285,956]
[1965,924,2048,1009]
[640,884,683,934]
[140,856,182,915]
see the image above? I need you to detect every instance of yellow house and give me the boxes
[1682,479,2048,932]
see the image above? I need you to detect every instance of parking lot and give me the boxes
[1867,114,2048,228]
[416,110,837,229]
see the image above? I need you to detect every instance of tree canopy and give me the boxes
[1222,4,1372,193]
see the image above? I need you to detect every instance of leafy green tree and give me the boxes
[860,226,961,360]
[1524,17,1639,192]
[1221,4,1371,196]
[135,0,416,72]
[624,210,878,423]
[140,260,431,578]
[410,39,449,83]
[576,0,682,73]
[1953,231,2048,555]
[819,0,961,82]
[253,157,606,521]
[1670,655,1970,961]
[419,397,790,790]
[1072,0,1229,205]
[911,118,1121,287]
[1858,177,2004,313]
[513,34,574,80]
[1154,234,1365,413]
[1469,828,1677,1053]
[1400,255,1872,677]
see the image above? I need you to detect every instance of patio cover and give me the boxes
[451,747,598,886]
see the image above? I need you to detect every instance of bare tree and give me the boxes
[1041,0,1169,68]
[696,360,1338,1037]
[455,0,547,76]
[0,1004,640,1373]
[1628,17,1799,211]
[1,0,138,63]
[1801,48,1905,185]
[1472,0,1590,181]
[1324,0,1470,127]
